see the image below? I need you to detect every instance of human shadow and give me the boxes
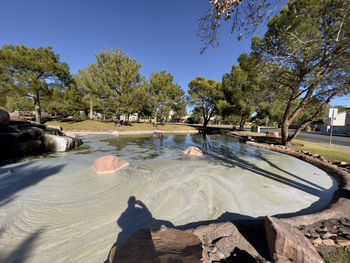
[107,196,175,263]
[115,196,175,245]
[0,162,65,207]
[0,229,43,263]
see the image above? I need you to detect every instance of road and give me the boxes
[258,128,350,148]
[184,124,350,148]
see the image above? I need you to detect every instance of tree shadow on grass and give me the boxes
[0,162,65,207]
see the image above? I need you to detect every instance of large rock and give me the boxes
[265,216,324,263]
[92,155,129,174]
[0,109,10,126]
[183,146,203,156]
[109,227,202,263]
[43,134,81,152]
[188,222,261,262]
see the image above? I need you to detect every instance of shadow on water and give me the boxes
[0,229,43,263]
[205,144,329,198]
[0,162,65,207]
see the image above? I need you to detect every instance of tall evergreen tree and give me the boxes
[0,44,71,123]
[219,53,262,130]
[95,49,142,125]
[188,76,222,129]
[149,71,185,127]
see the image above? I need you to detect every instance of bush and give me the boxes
[305,126,312,132]
[322,247,350,263]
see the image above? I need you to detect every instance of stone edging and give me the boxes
[231,132,350,227]
[64,129,198,137]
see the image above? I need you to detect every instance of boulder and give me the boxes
[188,222,261,262]
[265,216,324,263]
[183,146,203,156]
[47,125,63,131]
[92,155,129,174]
[43,134,81,152]
[9,112,28,122]
[109,227,202,263]
[266,132,279,138]
[0,109,10,126]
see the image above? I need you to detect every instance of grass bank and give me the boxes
[242,131,350,164]
[45,120,196,132]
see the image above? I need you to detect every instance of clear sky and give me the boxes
[1,0,349,107]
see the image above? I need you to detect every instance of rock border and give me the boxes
[232,131,350,227]
[64,129,199,137]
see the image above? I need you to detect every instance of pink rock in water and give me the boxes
[92,155,129,174]
[183,146,203,156]
[0,109,10,126]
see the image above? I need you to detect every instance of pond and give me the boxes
[0,134,338,263]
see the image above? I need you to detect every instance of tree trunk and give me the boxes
[115,102,121,126]
[287,92,337,143]
[153,109,157,128]
[34,93,41,123]
[89,96,93,120]
[281,121,290,145]
[239,116,246,131]
[203,118,209,129]
[160,112,164,125]
[137,112,140,123]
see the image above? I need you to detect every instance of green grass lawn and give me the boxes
[44,120,196,132]
[241,131,350,163]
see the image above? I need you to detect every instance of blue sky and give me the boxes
[1,0,349,107]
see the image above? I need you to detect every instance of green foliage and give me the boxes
[188,76,222,128]
[220,53,263,129]
[95,48,143,122]
[5,95,33,111]
[149,71,186,126]
[322,247,350,263]
[262,0,350,143]
[0,44,71,123]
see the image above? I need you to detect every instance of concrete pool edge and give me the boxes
[241,138,350,227]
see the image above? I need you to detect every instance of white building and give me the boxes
[322,106,350,134]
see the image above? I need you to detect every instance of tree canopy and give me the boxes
[149,71,186,127]
[260,0,350,144]
[0,44,71,123]
[198,0,282,53]
[219,53,263,129]
[188,76,222,128]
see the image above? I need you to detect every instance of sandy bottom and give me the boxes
[0,134,337,263]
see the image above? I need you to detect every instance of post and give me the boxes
[329,110,334,147]
[328,108,338,147]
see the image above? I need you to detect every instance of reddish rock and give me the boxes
[265,216,323,263]
[92,155,129,174]
[335,237,350,247]
[322,239,335,246]
[183,146,203,156]
[47,125,63,131]
[0,109,10,126]
[266,132,279,138]
[108,227,202,263]
[9,112,28,122]
[188,222,260,262]
[322,232,337,239]
[313,237,323,246]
